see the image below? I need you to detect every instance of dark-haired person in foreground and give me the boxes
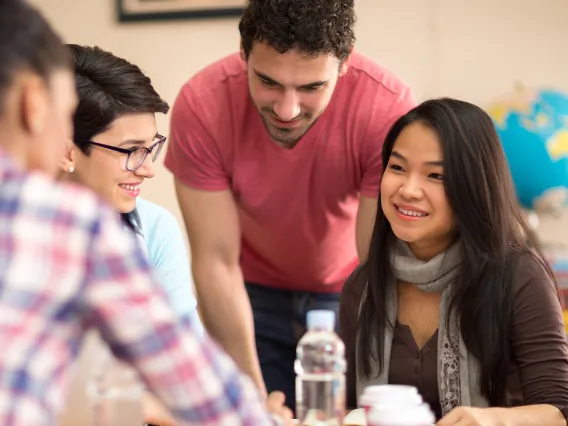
[164,0,416,408]
[0,0,291,424]
[339,98,568,425]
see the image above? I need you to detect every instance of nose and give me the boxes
[134,153,156,179]
[398,176,423,200]
[273,90,301,121]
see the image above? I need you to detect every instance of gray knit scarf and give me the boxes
[356,239,489,415]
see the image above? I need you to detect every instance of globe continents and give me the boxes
[488,87,568,210]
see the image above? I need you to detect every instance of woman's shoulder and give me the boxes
[508,249,563,332]
[135,198,187,265]
[510,250,556,297]
[136,197,177,221]
[136,198,181,235]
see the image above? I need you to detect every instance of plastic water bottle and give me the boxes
[86,344,145,426]
[295,310,346,426]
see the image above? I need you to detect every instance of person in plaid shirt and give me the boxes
[0,1,293,425]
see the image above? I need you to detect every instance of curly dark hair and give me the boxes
[239,0,356,61]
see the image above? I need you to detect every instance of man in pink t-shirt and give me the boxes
[165,0,416,410]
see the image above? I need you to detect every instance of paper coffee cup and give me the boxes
[366,402,435,426]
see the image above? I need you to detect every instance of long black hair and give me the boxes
[355,98,555,405]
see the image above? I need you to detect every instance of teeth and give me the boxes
[119,184,140,191]
[398,207,427,217]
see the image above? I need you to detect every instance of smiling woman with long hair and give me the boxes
[339,98,568,426]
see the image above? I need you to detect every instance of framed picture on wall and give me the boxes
[117,0,246,22]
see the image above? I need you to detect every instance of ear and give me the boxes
[59,141,76,173]
[239,39,246,61]
[20,73,49,137]
[339,49,353,77]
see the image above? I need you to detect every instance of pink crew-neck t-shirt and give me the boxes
[165,51,416,293]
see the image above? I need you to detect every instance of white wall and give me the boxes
[30,0,568,242]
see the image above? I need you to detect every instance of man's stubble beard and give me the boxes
[258,109,326,148]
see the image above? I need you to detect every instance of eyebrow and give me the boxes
[253,70,328,90]
[391,150,444,167]
[118,132,159,147]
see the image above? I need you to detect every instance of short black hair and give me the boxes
[68,44,169,154]
[0,0,71,114]
[239,0,356,62]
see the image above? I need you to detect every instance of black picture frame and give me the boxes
[117,0,245,22]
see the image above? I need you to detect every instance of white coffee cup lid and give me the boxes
[359,385,422,407]
[363,385,418,395]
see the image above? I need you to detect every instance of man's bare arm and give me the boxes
[175,180,266,395]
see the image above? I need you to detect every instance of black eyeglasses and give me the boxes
[79,134,167,172]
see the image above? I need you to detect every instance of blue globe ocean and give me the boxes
[488,88,568,209]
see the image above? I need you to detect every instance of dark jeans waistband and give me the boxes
[245,281,341,299]
[245,281,340,334]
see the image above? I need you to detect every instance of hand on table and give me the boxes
[142,390,294,426]
[437,407,503,426]
[266,391,295,426]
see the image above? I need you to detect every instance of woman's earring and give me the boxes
[67,166,74,173]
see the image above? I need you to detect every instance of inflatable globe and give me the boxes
[487,87,568,212]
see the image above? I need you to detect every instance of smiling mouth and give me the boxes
[395,205,428,217]
[270,116,303,128]
[119,183,141,192]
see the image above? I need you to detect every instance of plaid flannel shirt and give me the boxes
[0,149,274,425]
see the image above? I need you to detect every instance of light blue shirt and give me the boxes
[131,197,203,335]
